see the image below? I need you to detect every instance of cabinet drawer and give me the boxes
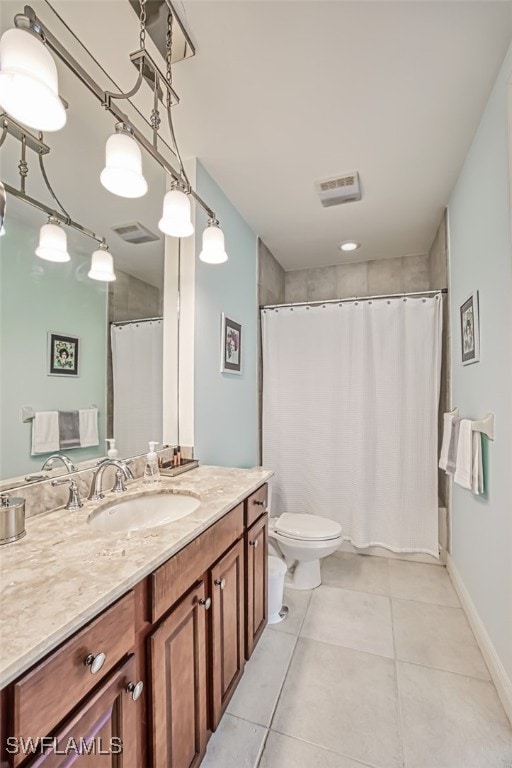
[151,503,244,623]
[13,591,135,750]
[244,484,268,528]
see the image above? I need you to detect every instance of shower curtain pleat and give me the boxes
[262,297,442,556]
[111,320,163,458]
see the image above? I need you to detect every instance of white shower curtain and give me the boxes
[262,297,442,556]
[111,319,163,458]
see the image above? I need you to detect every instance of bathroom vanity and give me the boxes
[0,467,271,768]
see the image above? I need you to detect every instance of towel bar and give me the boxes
[21,405,98,423]
[447,408,495,440]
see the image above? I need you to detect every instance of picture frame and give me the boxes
[48,332,79,376]
[460,291,480,366]
[221,314,242,374]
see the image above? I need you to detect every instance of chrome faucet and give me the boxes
[88,460,134,502]
[51,477,83,511]
[41,454,76,473]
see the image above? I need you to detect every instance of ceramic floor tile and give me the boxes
[259,731,377,768]
[397,661,512,768]
[201,714,267,768]
[321,552,390,596]
[389,559,459,606]
[272,637,402,768]
[392,598,490,679]
[301,585,394,658]
[227,628,296,727]
[268,587,313,636]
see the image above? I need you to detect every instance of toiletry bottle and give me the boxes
[143,442,161,485]
[175,445,181,466]
[105,439,118,460]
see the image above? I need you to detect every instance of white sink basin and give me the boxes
[87,492,200,532]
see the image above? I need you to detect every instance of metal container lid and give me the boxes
[0,493,25,509]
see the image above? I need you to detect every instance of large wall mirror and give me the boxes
[0,0,180,486]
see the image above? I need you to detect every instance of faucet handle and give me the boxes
[51,478,83,511]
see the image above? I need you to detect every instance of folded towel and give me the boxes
[31,411,60,455]
[439,412,455,471]
[454,419,474,490]
[446,417,461,474]
[58,410,80,450]
[79,407,99,448]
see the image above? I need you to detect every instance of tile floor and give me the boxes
[201,552,512,768]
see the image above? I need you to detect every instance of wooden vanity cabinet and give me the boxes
[209,539,245,729]
[1,484,269,768]
[149,582,208,768]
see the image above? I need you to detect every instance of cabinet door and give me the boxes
[210,539,245,729]
[19,656,141,768]
[245,514,268,660]
[149,582,208,768]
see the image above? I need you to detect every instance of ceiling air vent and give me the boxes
[315,171,361,208]
[111,222,160,244]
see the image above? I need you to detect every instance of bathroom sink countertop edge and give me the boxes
[0,465,273,688]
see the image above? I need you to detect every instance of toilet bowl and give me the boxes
[268,512,343,590]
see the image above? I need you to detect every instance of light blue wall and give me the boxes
[448,43,512,678]
[193,162,259,467]
[0,218,107,478]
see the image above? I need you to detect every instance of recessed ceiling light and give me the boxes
[339,241,360,252]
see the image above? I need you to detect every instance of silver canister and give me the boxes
[0,493,26,544]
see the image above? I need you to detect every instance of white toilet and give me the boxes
[268,512,343,590]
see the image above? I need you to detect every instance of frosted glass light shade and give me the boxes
[158,188,194,237]
[88,247,116,282]
[35,221,70,262]
[100,130,147,198]
[0,28,66,132]
[199,222,228,264]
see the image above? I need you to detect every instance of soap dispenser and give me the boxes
[143,441,161,486]
[105,439,118,460]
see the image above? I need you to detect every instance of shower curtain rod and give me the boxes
[111,316,163,327]
[260,288,447,310]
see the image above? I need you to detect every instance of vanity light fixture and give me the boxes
[339,241,360,252]
[100,122,148,199]
[0,2,229,266]
[35,217,70,262]
[0,22,66,132]
[158,181,194,238]
[199,218,228,264]
[88,243,116,282]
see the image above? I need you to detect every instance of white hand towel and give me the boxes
[471,431,484,495]
[79,408,99,448]
[454,419,473,490]
[439,412,455,471]
[31,411,60,455]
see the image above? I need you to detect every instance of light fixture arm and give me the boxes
[15,6,216,220]
[2,181,104,245]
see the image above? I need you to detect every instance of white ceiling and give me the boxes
[171,0,512,270]
[2,1,511,277]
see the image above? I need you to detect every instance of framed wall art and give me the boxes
[460,291,480,366]
[221,314,242,374]
[48,332,79,376]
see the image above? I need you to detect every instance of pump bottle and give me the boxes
[143,441,161,485]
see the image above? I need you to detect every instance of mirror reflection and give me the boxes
[0,0,173,485]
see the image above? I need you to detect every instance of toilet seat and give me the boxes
[274,513,342,542]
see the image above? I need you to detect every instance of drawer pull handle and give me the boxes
[199,597,211,610]
[126,680,144,701]
[249,540,259,548]
[84,652,106,674]
[214,578,226,590]
[253,500,265,506]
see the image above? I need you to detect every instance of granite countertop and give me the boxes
[0,465,273,688]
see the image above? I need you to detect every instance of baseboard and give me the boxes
[447,554,512,725]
